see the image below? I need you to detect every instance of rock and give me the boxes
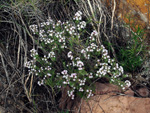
[94,82,134,96]
[59,82,135,111]
[136,87,149,97]
[104,0,150,30]
[73,94,150,113]
[59,86,71,109]
[124,88,134,96]
[94,82,121,95]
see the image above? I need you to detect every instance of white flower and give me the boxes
[77,60,84,68]
[71,95,75,100]
[46,66,51,70]
[24,61,32,68]
[47,73,51,77]
[67,90,75,99]
[125,80,131,87]
[47,30,54,36]
[79,87,84,92]
[39,29,46,38]
[57,85,61,88]
[102,49,108,56]
[81,49,86,54]
[40,22,50,27]
[63,81,67,84]
[75,57,80,60]
[86,89,93,98]
[73,11,82,20]
[56,20,62,26]
[70,73,77,78]
[37,81,41,86]
[58,36,65,43]
[37,80,44,86]
[61,70,68,75]
[111,78,114,82]
[30,49,38,57]
[68,26,75,35]
[48,51,55,58]
[29,24,38,34]
[77,21,86,30]
[122,87,125,90]
[78,67,83,70]
[119,66,124,74]
[67,51,73,60]
[116,63,119,68]
[88,73,93,78]
[91,30,98,36]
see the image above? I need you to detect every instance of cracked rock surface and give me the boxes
[73,94,150,113]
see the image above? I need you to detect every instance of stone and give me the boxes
[136,87,149,97]
[104,0,150,30]
[73,94,150,113]
[94,82,121,95]
[94,82,134,96]
[59,82,135,111]
[124,88,134,96]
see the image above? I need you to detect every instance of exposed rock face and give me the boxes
[104,0,150,30]
[73,94,150,113]
[59,82,135,111]
[59,82,150,113]
[94,82,121,95]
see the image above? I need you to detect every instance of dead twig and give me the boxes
[0,51,10,84]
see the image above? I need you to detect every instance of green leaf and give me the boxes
[78,70,87,76]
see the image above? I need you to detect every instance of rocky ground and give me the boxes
[59,82,150,113]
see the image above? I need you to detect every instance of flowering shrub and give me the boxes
[25,11,131,99]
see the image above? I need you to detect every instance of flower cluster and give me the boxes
[125,80,131,87]
[25,11,131,100]
[30,49,38,58]
[86,89,93,98]
[76,60,84,70]
[48,51,55,58]
[89,30,98,41]
[77,21,86,30]
[73,11,82,21]
[67,90,75,99]
[29,24,38,34]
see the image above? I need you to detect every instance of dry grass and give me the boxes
[0,1,68,112]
